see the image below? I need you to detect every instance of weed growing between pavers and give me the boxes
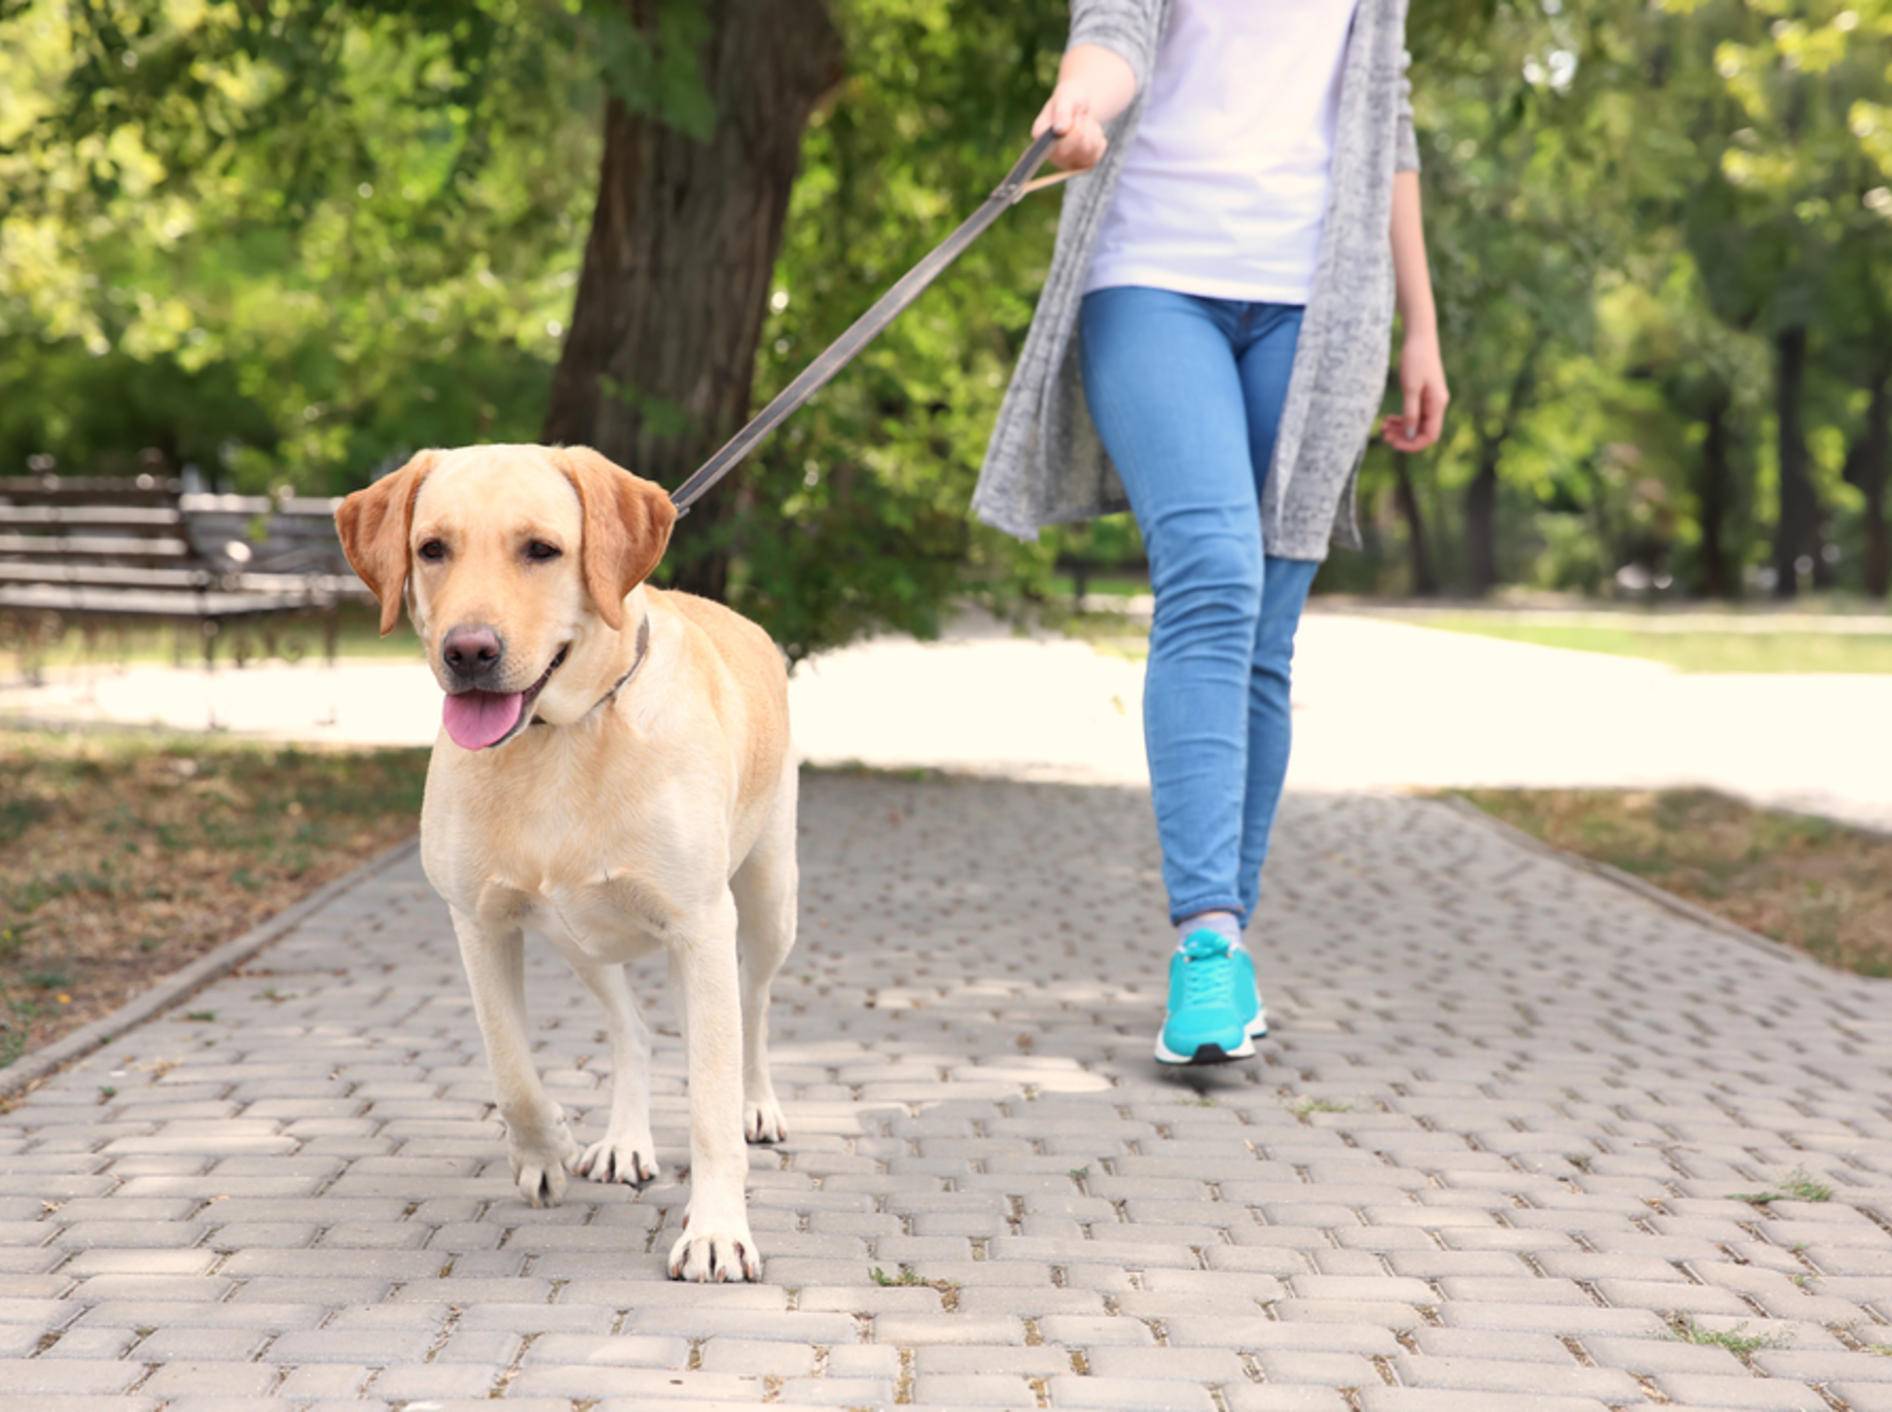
[869,1267,960,1309]
[1668,1317,1795,1355]
[869,1265,929,1287]
[1734,1168,1836,1205]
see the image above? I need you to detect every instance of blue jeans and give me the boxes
[1079,286,1318,928]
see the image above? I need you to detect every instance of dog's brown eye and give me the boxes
[417,539,447,563]
[524,540,562,563]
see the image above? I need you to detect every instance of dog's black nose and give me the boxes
[442,625,504,681]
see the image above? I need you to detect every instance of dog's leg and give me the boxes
[731,767,798,1145]
[451,907,579,1208]
[566,959,659,1187]
[665,892,759,1283]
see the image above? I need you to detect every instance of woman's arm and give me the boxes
[1033,43,1139,173]
[1381,163,1449,453]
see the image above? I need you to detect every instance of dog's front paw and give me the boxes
[508,1122,580,1208]
[744,1096,788,1145]
[667,1206,761,1283]
[576,1130,659,1186]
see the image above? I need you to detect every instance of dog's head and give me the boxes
[335,444,676,750]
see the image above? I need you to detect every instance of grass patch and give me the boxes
[1454,788,1892,978]
[1734,1169,1835,1206]
[1288,1096,1351,1118]
[2,604,417,672]
[1668,1318,1793,1355]
[1050,572,1147,602]
[1415,617,1892,674]
[0,727,427,1071]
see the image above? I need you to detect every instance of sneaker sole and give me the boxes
[1153,1012,1269,1066]
[1154,1030,1256,1065]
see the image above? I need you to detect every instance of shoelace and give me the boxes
[1178,934,1235,1007]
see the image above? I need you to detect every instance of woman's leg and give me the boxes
[1079,286,1260,925]
[1237,555,1319,921]
[1229,305,1316,923]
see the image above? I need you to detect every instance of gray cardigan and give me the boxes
[973,0,1419,561]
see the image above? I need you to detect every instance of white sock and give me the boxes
[1177,910,1241,951]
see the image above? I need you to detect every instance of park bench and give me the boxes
[0,473,366,680]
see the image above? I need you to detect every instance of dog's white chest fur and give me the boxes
[480,873,674,966]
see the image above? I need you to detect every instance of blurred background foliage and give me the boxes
[2,0,1890,657]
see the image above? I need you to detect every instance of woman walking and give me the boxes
[974,0,1449,1065]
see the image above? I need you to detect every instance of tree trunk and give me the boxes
[1844,360,1891,599]
[1695,389,1735,600]
[1392,453,1437,596]
[1771,323,1816,600]
[543,0,844,601]
[1464,446,1500,597]
[1460,346,1542,599]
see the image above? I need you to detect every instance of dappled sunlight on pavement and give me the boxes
[3,775,1888,1407]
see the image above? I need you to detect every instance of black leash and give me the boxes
[669,130,1069,516]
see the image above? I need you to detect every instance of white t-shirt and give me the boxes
[1085,0,1362,304]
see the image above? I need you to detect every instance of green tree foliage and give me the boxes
[729,0,1071,656]
[1357,0,1892,600]
[2,0,1890,655]
[0,1,617,483]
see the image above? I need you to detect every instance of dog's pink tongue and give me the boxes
[442,690,524,750]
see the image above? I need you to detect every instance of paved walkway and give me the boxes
[4,775,1891,1410]
[9,611,1891,830]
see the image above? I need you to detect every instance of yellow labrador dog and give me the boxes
[335,443,795,1283]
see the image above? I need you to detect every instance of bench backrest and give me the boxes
[0,474,197,580]
[0,474,181,508]
[178,493,352,577]
[0,475,363,602]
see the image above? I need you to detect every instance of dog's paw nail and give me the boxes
[579,1138,658,1187]
[511,1149,571,1209]
[668,1223,760,1283]
[743,1100,788,1145]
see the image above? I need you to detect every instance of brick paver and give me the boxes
[2,776,1890,1410]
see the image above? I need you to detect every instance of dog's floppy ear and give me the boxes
[553,445,678,631]
[335,450,438,636]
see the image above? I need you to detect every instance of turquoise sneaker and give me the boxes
[1155,931,1268,1065]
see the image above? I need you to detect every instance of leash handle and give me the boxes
[997,127,1062,203]
[670,129,1065,516]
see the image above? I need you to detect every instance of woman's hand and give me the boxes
[1033,44,1138,174]
[1382,329,1449,453]
[1034,86,1110,172]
